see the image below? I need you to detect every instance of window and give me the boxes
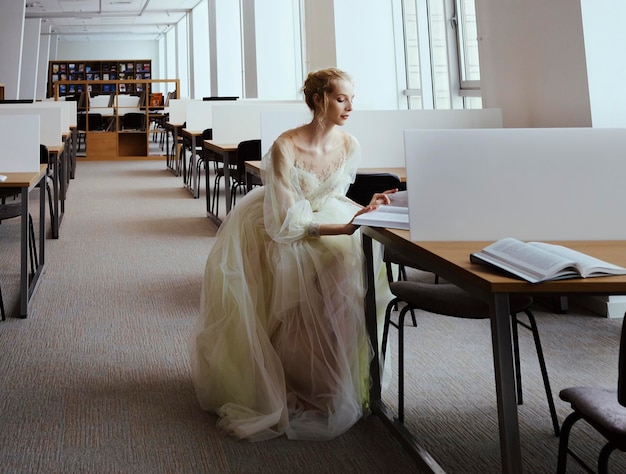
[400,0,481,109]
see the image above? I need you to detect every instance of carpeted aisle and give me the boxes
[0,159,624,473]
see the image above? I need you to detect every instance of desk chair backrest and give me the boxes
[347,173,403,206]
[236,139,261,174]
[77,113,103,132]
[121,112,145,131]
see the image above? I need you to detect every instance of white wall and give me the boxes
[54,40,159,69]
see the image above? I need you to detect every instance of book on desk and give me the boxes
[470,237,626,283]
[351,190,409,230]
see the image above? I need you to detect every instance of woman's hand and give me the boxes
[344,204,379,235]
[368,188,398,207]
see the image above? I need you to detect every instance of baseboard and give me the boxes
[570,295,626,319]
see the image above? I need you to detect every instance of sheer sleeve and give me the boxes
[262,135,317,244]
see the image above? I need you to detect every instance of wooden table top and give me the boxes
[0,165,47,188]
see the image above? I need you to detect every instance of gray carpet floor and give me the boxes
[0,159,624,473]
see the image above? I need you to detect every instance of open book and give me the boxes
[470,237,626,283]
[352,205,409,230]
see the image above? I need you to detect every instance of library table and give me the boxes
[361,229,626,473]
[0,165,47,317]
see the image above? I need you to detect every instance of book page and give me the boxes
[352,205,409,230]
[474,238,578,282]
[528,242,626,276]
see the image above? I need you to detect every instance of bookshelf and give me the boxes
[53,78,179,160]
[47,60,152,98]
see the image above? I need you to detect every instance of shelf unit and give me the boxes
[54,78,179,160]
[47,60,152,98]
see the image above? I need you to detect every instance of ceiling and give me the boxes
[25,0,202,42]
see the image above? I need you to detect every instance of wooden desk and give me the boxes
[244,160,406,186]
[361,229,626,473]
[0,165,47,317]
[203,141,238,226]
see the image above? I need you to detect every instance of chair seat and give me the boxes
[0,203,21,221]
[389,280,533,318]
[560,387,626,440]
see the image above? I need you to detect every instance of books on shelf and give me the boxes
[469,237,626,283]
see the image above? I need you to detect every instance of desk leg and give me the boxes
[19,181,45,318]
[490,293,523,473]
[192,137,200,198]
[224,151,233,214]
[19,186,28,317]
[51,152,60,239]
[362,233,445,474]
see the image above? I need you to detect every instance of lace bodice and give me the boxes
[261,129,361,243]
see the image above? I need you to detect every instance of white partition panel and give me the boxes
[0,115,40,172]
[260,109,503,165]
[212,102,309,143]
[38,100,73,132]
[168,99,188,124]
[405,127,626,241]
[0,104,63,147]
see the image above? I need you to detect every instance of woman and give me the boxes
[190,68,394,441]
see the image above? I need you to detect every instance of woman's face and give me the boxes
[319,78,354,127]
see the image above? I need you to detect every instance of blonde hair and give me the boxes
[301,68,352,128]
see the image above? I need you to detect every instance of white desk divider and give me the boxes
[0,104,63,147]
[39,100,74,132]
[0,115,40,172]
[168,98,188,124]
[212,102,309,144]
[260,108,503,166]
[405,127,626,241]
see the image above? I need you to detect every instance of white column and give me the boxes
[213,0,243,97]
[37,24,51,100]
[20,18,41,100]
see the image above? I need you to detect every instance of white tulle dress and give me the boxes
[190,128,390,441]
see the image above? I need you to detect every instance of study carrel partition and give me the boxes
[0,115,40,172]
[404,127,626,317]
[260,109,503,167]
[211,101,308,144]
[0,103,63,147]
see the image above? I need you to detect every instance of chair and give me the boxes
[210,139,263,216]
[120,112,146,131]
[346,172,404,206]
[382,280,560,437]
[76,113,104,151]
[556,318,626,473]
[231,139,262,206]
